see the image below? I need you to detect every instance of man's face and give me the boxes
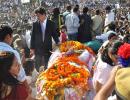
[36,13,46,22]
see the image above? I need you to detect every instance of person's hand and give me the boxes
[110,65,121,82]
[111,65,121,75]
[30,49,35,57]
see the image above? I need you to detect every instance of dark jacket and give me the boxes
[78,13,93,43]
[31,19,59,55]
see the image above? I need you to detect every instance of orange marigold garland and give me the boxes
[36,56,90,99]
[59,41,95,55]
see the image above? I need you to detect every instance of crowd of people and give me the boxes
[0,0,130,99]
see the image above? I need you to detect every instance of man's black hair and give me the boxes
[35,6,46,15]
[105,5,111,11]
[108,33,117,40]
[66,5,71,11]
[96,9,100,15]
[83,7,89,13]
[73,7,79,13]
[108,22,116,31]
[0,26,13,41]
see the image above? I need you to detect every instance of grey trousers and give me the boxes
[35,53,51,71]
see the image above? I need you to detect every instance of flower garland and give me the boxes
[59,41,95,55]
[36,56,90,99]
[118,43,130,67]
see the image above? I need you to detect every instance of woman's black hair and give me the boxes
[0,26,13,42]
[101,41,123,66]
[110,41,124,55]
[0,51,19,98]
[101,47,114,66]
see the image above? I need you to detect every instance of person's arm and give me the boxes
[96,33,106,40]
[94,66,120,100]
[95,81,103,93]
[94,77,115,100]
[51,22,60,45]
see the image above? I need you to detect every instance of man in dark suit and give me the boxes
[30,7,60,71]
[78,7,93,43]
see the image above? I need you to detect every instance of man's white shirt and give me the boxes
[105,11,115,27]
[40,18,47,42]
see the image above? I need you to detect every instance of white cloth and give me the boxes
[25,30,31,49]
[105,11,115,27]
[48,49,61,68]
[108,95,117,100]
[93,56,113,86]
[0,42,26,82]
[78,50,94,71]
